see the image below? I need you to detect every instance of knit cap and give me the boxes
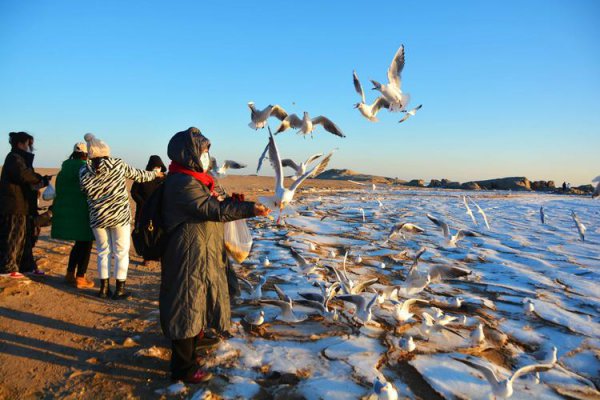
[73,142,87,153]
[83,133,110,158]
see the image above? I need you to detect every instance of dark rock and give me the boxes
[429,179,442,188]
[461,182,481,190]
[547,181,555,189]
[575,184,594,193]
[466,177,531,191]
[531,181,552,191]
[405,179,425,187]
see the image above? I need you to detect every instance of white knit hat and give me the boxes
[83,133,110,158]
[73,142,87,153]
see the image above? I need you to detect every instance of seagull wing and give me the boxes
[312,116,346,137]
[455,358,501,386]
[510,363,555,383]
[269,105,288,121]
[421,312,436,326]
[400,298,429,314]
[238,277,254,292]
[275,114,302,135]
[223,160,246,170]
[289,150,333,192]
[348,180,367,186]
[353,70,366,103]
[273,284,292,303]
[260,299,293,313]
[398,114,411,124]
[336,294,367,310]
[371,97,390,114]
[352,277,379,294]
[289,247,308,266]
[427,214,450,238]
[281,159,300,171]
[256,142,270,174]
[471,200,490,229]
[387,44,405,89]
[295,299,326,313]
[403,223,425,233]
[304,153,323,166]
[456,230,477,240]
[298,292,325,303]
[267,129,284,191]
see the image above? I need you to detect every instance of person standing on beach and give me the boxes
[79,133,164,299]
[51,142,95,289]
[160,127,270,383]
[0,132,52,278]
[131,155,166,266]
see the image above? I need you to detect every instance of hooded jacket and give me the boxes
[131,155,166,226]
[159,127,255,339]
[0,149,44,215]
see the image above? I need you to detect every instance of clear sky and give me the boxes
[1,0,599,185]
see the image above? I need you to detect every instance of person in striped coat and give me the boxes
[79,133,164,299]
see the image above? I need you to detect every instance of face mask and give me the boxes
[200,152,210,172]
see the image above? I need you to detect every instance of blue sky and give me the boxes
[1,0,599,185]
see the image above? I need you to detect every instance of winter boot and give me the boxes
[112,279,131,300]
[65,270,76,285]
[98,279,112,298]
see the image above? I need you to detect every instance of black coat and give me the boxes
[0,149,44,215]
[159,128,255,339]
[131,155,166,226]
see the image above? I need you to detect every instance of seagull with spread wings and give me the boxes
[352,70,390,122]
[281,153,323,181]
[398,104,423,123]
[210,157,246,177]
[427,213,477,246]
[370,45,411,112]
[274,111,345,138]
[247,102,288,130]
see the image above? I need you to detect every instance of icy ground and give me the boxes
[192,189,600,400]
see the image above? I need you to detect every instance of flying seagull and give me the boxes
[210,158,246,177]
[336,293,379,324]
[468,198,490,230]
[247,102,288,130]
[352,70,390,122]
[398,104,423,124]
[370,45,411,112]
[388,222,425,240]
[463,196,477,225]
[571,210,586,241]
[274,112,345,138]
[260,299,307,323]
[281,153,323,181]
[427,214,477,246]
[391,298,429,323]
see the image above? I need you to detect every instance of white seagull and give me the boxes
[247,102,288,130]
[336,293,379,324]
[373,376,399,400]
[274,112,345,138]
[260,130,334,223]
[244,310,265,326]
[281,153,323,181]
[398,104,423,124]
[210,158,246,177]
[401,336,416,352]
[370,44,411,112]
[471,323,486,344]
[455,356,556,399]
[391,298,430,323]
[239,275,268,301]
[352,70,390,122]
[571,211,586,241]
[427,214,477,246]
[469,198,491,230]
[260,299,308,323]
[388,222,425,240]
[463,196,477,225]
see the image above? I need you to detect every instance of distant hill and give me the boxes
[314,169,401,184]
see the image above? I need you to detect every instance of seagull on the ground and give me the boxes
[336,293,379,324]
[288,247,322,276]
[260,299,308,323]
[523,298,535,315]
[388,222,425,240]
[370,45,411,112]
[471,323,485,345]
[571,210,586,241]
[427,214,477,246]
[454,356,556,399]
[263,257,271,267]
[421,311,462,338]
[540,206,545,224]
[247,102,288,130]
[398,104,422,124]
[398,272,431,297]
[239,275,268,301]
[210,158,246,177]
[373,376,399,400]
[259,130,333,223]
[401,336,416,352]
[352,70,390,122]
[281,153,323,181]
[244,310,265,326]
[274,112,345,138]
[463,196,477,225]
[391,298,429,323]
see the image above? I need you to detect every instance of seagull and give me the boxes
[373,376,398,400]
[289,247,322,276]
[523,298,535,315]
[210,158,246,177]
[469,198,490,230]
[247,102,288,130]
[336,293,379,324]
[398,273,431,297]
[571,210,586,241]
[388,222,425,240]
[274,112,345,138]
[421,311,461,337]
[427,214,477,246]
[260,299,308,323]
[239,275,268,301]
[273,284,292,303]
[401,336,416,352]
[593,176,600,199]
[359,207,366,222]
[263,257,271,267]
[454,356,556,399]
[370,44,411,112]
[539,206,545,224]
[352,70,390,122]
[391,298,430,323]
[398,104,422,124]
[471,323,485,344]
[463,196,477,225]
[281,153,323,181]
[244,310,265,326]
[259,130,334,223]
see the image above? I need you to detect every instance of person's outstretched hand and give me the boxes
[254,203,271,217]
[155,171,165,179]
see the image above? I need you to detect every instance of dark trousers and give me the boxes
[0,214,35,274]
[67,241,93,277]
[170,337,198,379]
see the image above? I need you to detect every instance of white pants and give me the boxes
[92,225,131,280]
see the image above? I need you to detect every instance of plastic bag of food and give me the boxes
[224,219,253,263]
[42,183,56,201]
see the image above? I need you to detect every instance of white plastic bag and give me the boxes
[224,219,253,263]
[42,183,56,201]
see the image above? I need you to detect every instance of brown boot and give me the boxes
[65,270,76,285]
[75,276,95,289]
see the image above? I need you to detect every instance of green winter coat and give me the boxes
[51,159,94,241]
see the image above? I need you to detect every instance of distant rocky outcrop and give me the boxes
[314,169,395,184]
[428,179,460,189]
[531,180,556,191]
[463,177,531,191]
[406,179,425,187]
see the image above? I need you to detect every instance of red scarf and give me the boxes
[168,161,216,194]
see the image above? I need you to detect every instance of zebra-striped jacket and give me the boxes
[79,158,158,228]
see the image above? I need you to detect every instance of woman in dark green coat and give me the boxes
[160,127,270,383]
[51,142,95,289]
